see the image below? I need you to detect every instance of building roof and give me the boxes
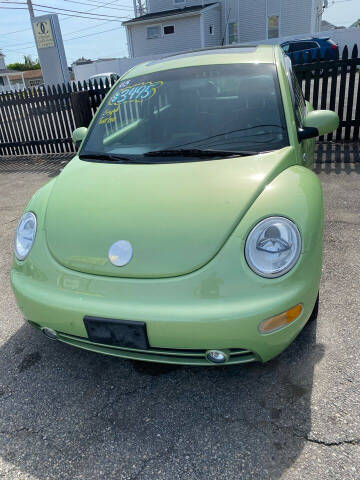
[122,3,217,25]
[11,69,43,80]
[0,68,21,76]
[321,19,345,30]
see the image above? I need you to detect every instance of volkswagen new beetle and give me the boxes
[11,46,339,365]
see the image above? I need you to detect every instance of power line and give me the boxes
[65,24,124,41]
[0,5,128,20]
[3,22,125,48]
[0,0,133,35]
[0,0,132,57]
[1,1,130,18]
[63,0,132,12]
[34,8,128,21]
[33,2,129,19]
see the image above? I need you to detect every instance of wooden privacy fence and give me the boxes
[0,45,359,156]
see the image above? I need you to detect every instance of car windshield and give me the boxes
[80,64,288,161]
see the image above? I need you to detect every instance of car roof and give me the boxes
[122,45,277,79]
[89,72,116,78]
[281,37,330,44]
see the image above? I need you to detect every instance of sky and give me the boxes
[322,0,360,26]
[0,0,359,66]
[0,0,133,65]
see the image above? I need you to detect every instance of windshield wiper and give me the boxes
[78,152,133,162]
[143,148,260,158]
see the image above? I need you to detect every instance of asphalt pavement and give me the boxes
[0,145,359,479]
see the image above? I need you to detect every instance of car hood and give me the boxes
[45,148,294,278]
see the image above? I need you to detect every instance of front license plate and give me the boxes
[84,316,149,350]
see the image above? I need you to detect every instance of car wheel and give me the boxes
[308,293,319,322]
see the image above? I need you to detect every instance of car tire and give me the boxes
[308,293,319,322]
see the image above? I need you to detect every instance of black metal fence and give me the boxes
[0,79,115,156]
[293,44,360,142]
[0,44,359,156]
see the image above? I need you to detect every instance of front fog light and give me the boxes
[259,304,303,333]
[14,212,37,260]
[245,217,301,278]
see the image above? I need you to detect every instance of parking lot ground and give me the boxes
[0,144,359,480]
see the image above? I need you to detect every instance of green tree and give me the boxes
[7,55,40,71]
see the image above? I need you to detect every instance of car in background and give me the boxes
[88,72,120,87]
[281,37,339,64]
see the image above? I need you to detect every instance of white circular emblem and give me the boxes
[108,240,133,267]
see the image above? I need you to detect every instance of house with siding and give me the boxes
[123,0,324,58]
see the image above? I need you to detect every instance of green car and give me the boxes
[11,46,339,366]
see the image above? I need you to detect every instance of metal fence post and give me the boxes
[71,90,92,128]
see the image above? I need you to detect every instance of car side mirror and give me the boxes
[298,110,339,141]
[72,127,88,151]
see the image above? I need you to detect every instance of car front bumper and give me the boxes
[11,229,320,366]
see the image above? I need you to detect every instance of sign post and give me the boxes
[32,14,70,87]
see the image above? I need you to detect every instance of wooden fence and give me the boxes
[0,45,359,156]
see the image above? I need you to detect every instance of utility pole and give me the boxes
[27,0,35,18]
[136,0,144,17]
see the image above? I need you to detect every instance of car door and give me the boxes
[284,56,316,167]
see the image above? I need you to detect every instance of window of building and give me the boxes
[268,15,279,39]
[147,25,162,39]
[29,79,42,87]
[0,77,4,86]
[163,25,175,35]
[228,22,237,44]
[209,25,214,35]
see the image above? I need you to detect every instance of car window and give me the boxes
[80,64,289,160]
[282,44,290,53]
[284,56,306,126]
[290,41,318,52]
[306,42,319,49]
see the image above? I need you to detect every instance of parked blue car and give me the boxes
[281,37,339,64]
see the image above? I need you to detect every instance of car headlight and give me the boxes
[14,212,37,260]
[245,217,301,278]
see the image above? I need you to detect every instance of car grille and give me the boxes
[56,331,257,365]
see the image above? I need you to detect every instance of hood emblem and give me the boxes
[108,240,133,267]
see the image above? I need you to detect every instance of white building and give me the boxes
[123,0,324,57]
[0,51,25,93]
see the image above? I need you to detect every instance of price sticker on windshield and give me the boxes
[109,81,164,105]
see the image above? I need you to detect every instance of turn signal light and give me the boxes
[259,304,303,334]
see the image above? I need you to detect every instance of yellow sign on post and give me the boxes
[33,19,55,49]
